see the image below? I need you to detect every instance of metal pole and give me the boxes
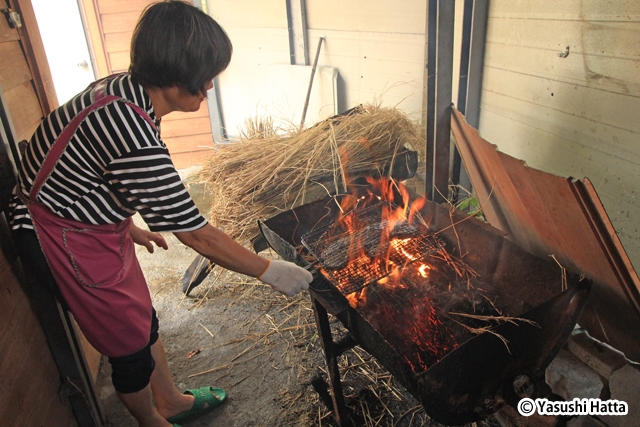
[432,0,455,204]
[300,37,324,128]
[424,0,437,199]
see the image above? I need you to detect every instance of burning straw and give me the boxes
[197,104,425,244]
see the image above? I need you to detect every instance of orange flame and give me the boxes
[324,176,457,372]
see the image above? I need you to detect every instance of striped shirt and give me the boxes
[9,74,207,233]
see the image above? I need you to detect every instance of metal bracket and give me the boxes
[2,8,22,28]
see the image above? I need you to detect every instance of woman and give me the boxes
[8,2,312,426]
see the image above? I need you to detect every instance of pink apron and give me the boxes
[19,80,156,358]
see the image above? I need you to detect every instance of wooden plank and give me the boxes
[161,117,211,138]
[13,0,58,113]
[16,118,40,143]
[164,134,215,170]
[96,0,155,14]
[169,149,215,170]
[101,10,143,34]
[108,50,130,73]
[104,31,132,54]
[164,132,214,155]
[165,102,210,121]
[4,82,43,140]
[0,41,33,91]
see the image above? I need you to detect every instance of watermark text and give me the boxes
[517,398,628,417]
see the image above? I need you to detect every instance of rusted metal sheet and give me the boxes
[451,107,640,361]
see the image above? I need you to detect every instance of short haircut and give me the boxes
[129,0,232,96]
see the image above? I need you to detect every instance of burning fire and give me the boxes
[321,177,459,372]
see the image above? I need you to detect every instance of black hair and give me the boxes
[129,0,232,96]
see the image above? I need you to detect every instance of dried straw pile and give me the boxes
[197,104,425,244]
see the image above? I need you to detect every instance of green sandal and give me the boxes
[167,386,227,424]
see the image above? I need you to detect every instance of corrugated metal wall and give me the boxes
[478,0,640,271]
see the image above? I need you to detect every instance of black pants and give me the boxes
[12,228,158,393]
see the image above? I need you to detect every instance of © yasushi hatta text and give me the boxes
[517,397,628,417]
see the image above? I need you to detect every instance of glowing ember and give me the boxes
[341,252,498,372]
[418,264,431,277]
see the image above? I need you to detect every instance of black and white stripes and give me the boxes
[9,74,207,233]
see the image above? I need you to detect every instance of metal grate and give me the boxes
[302,202,444,294]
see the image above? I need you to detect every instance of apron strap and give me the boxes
[28,78,156,202]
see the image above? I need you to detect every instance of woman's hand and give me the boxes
[130,223,168,253]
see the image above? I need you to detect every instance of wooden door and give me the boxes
[0,1,79,425]
[79,0,216,169]
[1,0,103,425]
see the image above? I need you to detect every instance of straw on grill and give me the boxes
[197,104,425,244]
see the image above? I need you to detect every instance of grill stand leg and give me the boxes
[310,295,352,427]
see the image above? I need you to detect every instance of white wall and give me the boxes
[206,0,290,136]
[206,0,427,136]
[478,0,640,271]
[306,0,427,120]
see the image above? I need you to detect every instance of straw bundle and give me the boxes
[198,104,425,244]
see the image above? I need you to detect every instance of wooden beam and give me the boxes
[12,0,58,113]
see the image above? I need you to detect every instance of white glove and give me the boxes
[258,260,312,297]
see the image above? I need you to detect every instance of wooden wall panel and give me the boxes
[0,0,20,43]
[161,117,211,139]
[108,51,129,73]
[0,41,32,91]
[4,81,42,142]
[79,0,214,167]
[0,251,77,426]
[168,134,215,170]
[97,0,153,14]
[479,0,640,272]
[100,10,143,34]
[104,31,131,53]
